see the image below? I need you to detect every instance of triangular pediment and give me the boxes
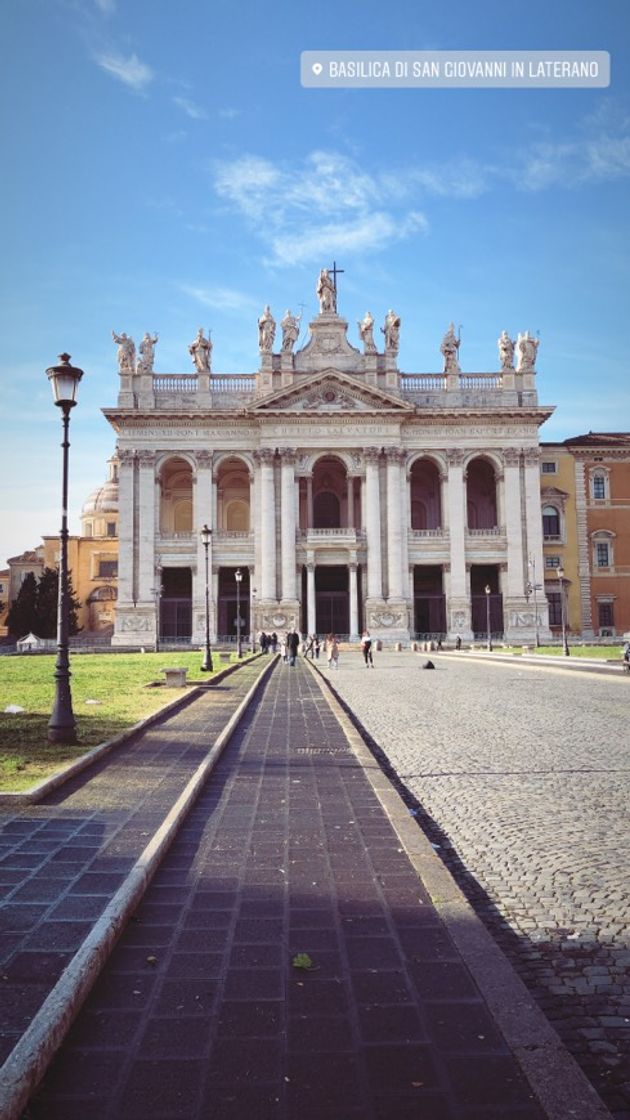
[248,369,413,415]
[541,485,569,499]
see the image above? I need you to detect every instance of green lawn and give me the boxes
[0,651,242,792]
[532,645,622,659]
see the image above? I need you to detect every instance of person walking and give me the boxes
[287,629,300,667]
[326,634,339,670]
[361,629,374,667]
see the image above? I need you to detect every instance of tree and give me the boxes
[7,572,38,637]
[34,567,82,638]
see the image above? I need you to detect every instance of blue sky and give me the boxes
[1,0,629,566]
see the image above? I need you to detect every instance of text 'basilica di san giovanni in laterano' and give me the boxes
[105,268,553,647]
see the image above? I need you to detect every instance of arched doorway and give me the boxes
[314,565,349,637]
[216,458,251,532]
[410,459,442,529]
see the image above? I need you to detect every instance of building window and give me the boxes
[595,542,610,568]
[84,522,93,537]
[541,461,557,474]
[98,560,118,578]
[106,522,116,537]
[547,591,562,626]
[545,555,561,569]
[591,472,608,500]
[598,602,614,629]
[542,505,561,540]
[591,472,605,499]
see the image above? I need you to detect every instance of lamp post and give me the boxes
[557,565,570,656]
[46,354,83,744]
[484,584,493,652]
[235,568,243,658]
[200,524,213,671]
[251,586,257,653]
[150,566,163,653]
[527,555,541,648]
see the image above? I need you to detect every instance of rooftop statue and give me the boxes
[112,330,136,374]
[440,322,460,373]
[258,305,276,352]
[358,311,377,353]
[281,309,301,353]
[498,329,515,370]
[316,268,337,314]
[516,331,539,372]
[137,331,159,374]
[189,327,212,373]
[381,309,401,353]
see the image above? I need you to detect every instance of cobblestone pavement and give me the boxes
[321,651,630,1119]
[26,662,544,1120]
[0,660,267,1066]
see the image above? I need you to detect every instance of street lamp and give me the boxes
[235,568,243,658]
[527,554,541,648]
[484,584,493,652]
[46,354,83,744]
[557,565,570,656]
[200,524,213,671]
[251,586,257,653]
[150,566,163,653]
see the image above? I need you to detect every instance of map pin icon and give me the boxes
[312,62,323,76]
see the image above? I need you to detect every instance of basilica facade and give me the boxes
[106,272,553,647]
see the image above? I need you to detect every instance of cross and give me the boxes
[329,260,345,292]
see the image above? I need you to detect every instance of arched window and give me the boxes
[466,459,497,530]
[314,491,340,528]
[410,459,441,530]
[542,505,561,540]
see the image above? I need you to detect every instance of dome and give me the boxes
[81,479,119,516]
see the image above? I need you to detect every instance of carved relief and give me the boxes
[445,448,465,466]
[363,447,382,464]
[503,447,521,466]
[195,449,214,469]
[136,450,155,467]
[370,609,404,627]
[117,449,136,465]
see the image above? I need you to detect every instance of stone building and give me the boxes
[565,433,630,637]
[105,271,553,646]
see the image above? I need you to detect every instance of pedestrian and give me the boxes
[259,630,268,654]
[455,634,462,651]
[314,635,321,659]
[270,631,278,654]
[360,629,374,667]
[287,629,300,667]
[326,634,339,670]
[280,635,287,662]
[305,634,315,658]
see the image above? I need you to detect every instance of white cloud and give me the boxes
[173,96,207,120]
[95,50,154,92]
[218,107,242,120]
[213,150,428,265]
[181,285,258,313]
[94,0,116,12]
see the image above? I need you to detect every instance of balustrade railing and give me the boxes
[154,375,198,393]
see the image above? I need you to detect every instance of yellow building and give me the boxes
[539,442,580,636]
[42,458,119,635]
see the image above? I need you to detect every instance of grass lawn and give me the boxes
[0,651,243,792]
[533,645,623,659]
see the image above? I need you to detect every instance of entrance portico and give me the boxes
[107,269,553,647]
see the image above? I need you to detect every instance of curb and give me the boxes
[0,655,277,1120]
[305,658,612,1120]
[0,658,259,806]
[432,650,627,677]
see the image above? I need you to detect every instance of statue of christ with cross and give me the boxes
[316,262,344,315]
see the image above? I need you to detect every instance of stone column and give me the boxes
[385,448,405,599]
[280,448,297,602]
[446,448,472,638]
[137,451,156,604]
[364,448,383,600]
[306,475,314,528]
[503,448,525,596]
[523,446,552,640]
[257,449,277,602]
[349,562,359,638]
[306,559,316,635]
[193,450,213,640]
[116,449,135,607]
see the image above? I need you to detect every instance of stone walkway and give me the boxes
[0,660,267,1068]
[22,660,548,1119]
[320,650,630,1120]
